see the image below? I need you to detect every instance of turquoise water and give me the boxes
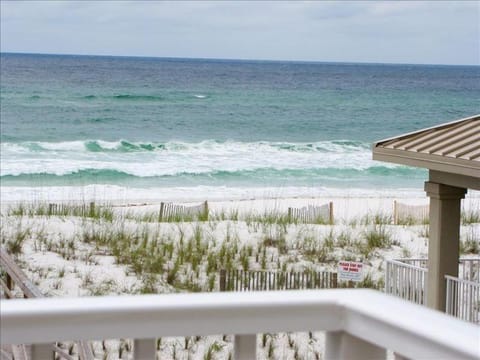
[1,53,479,199]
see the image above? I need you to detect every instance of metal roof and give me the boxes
[373,114,480,179]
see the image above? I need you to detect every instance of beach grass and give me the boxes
[462,208,480,225]
[1,197,478,359]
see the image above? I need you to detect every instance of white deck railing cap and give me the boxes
[1,289,479,359]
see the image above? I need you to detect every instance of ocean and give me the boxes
[1,53,479,202]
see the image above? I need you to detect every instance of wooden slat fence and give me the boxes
[219,269,337,292]
[393,201,429,225]
[47,202,96,217]
[0,248,94,360]
[159,201,208,221]
[288,202,333,224]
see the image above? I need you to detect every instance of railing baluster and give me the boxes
[385,262,390,294]
[400,267,405,299]
[134,338,156,359]
[455,279,459,318]
[408,266,412,301]
[446,278,452,315]
[393,263,398,296]
[235,334,256,360]
[385,259,430,306]
[466,282,470,321]
[30,343,53,360]
[444,274,480,323]
[420,270,423,305]
[325,331,386,360]
[394,352,412,360]
[413,267,417,304]
[473,286,480,322]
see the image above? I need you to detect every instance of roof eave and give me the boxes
[372,147,480,178]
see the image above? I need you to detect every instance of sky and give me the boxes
[1,1,479,65]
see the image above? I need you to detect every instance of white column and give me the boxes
[235,334,256,360]
[325,331,386,360]
[134,338,156,359]
[424,181,466,311]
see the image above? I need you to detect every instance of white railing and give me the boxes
[459,258,480,282]
[385,259,428,305]
[385,258,480,324]
[388,258,480,281]
[1,289,479,360]
[446,276,480,324]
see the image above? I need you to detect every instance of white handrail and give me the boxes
[392,258,427,263]
[1,290,479,360]
[389,259,429,271]
[446,275,480,287]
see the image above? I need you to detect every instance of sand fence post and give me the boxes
[203,200,209,221]
[331,273,338,288]
[219,269,226,292]
[329,201,334,225]
[393,200,398,225]
[89,202,95,217]
[158,202,165,222]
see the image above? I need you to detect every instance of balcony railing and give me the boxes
[446,275,480,323]
[385,259,428,305]
[1,289,479,360]
[385,258,480,323]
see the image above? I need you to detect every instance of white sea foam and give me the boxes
[0,139,397,177]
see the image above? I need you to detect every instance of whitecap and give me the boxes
[0,139,397,178]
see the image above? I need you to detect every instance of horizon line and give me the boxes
[2,51,479,67]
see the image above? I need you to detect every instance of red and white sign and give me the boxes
[338,261,364,282]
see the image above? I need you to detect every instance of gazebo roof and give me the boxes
[373,114,480,185]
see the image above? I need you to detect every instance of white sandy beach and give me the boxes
[2,190,479,359]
